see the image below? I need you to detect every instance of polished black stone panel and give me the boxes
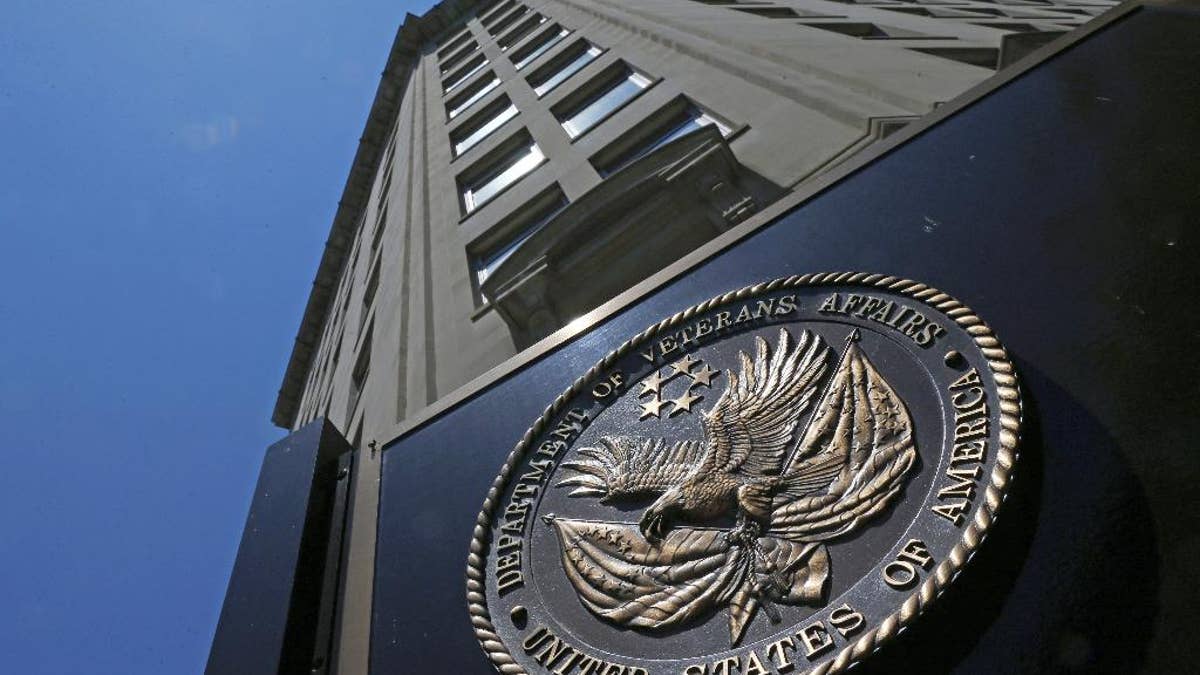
[207,419,351,675]
[373,6,1200,673]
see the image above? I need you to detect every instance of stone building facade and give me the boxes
[264,1,1115,669]
[275,0,1113,447]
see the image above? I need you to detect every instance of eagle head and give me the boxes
[640,486,685,543]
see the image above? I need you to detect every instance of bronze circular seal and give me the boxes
[468,273,1021,675]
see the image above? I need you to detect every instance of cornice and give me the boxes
[273,0,486,428]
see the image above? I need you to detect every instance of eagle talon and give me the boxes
[726,513,761,549]
[639,511,666,544]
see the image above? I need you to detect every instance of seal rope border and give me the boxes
[466,272,1022,675]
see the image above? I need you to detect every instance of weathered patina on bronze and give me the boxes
[468,274,1022,675]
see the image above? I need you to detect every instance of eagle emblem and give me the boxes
[547,327,917,646]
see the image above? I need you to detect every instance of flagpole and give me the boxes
[783,328,859,472]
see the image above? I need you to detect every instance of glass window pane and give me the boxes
[560,71,651,138]
[476,194,568,289]
[489,5,528,35]
[448,77,499,119]
[444,57,488,93]
[532,45,602,97]
[514,27,569,70]
[438,28,473,58]
[440,42,479,74]
[453,103,518,156]
[464,144,545,212]
[599,106,731,176]
[499,14,546,50]
[481,0,516,26]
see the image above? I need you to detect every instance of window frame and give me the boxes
[443,54,489,94]
[437,27,474,59]
[439,40,480,75]
[468,186,569,303]
[359,255,382,332]
[450,96,520,159]
[446,72,501,120]
[480,0,517,26]
[457,132,547,215]
[497,12,547,51]
[590,98,735,177]
[487,4,529,35]
[510,24,572,70]
[527,39,606,98]
[551,61,657,140]
[347,321,373,419]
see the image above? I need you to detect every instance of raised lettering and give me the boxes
[522,626,550,652]
[798,622,834,658]
[712,656,740,675]
[883,560,917,589]
[951,439,986,465]
[775,294,798,315]
[766,636,796,672]
[932,500,970,526]
[829,604,865,638]
[753,299,776,319]
[534,635,572,667]
[950,368,983,389]
[744,650,768,675]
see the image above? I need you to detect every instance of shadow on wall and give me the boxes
[484,127,785,351]
[856,365,1159,674]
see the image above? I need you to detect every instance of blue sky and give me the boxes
[0,2,430,672]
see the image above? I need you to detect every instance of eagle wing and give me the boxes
[697,328,830,478]
[769,338,918,542]
[557,436,707,500]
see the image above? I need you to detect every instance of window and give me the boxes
[438,27,473,59]
[447,73,500,119]
[348,324,372,417]
[340,272,354,317]
[480,0,517,25]
[800,22,932,39]
[472,187,568,297]
[451,97,519,157]
[511,25,570,70]
[443,54,488,94]
[488,5,528,35]
[528,40,603,97]
[370,202,387,252]
[733,6,802,18]
[439,41,479,75]
[593,102,732,176]
[379,135,396,196]
[911,46,1000,69]
[497,13,546,51]
[554,63,653,139]
[360,257,381,331]
[459,134,546,214]
[330,330,343,376]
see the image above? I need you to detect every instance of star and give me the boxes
[671,353,699,375]
[640,369,671,396]
[640,397,668,419]
[670,390,702,416]
[689,363,718,388]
